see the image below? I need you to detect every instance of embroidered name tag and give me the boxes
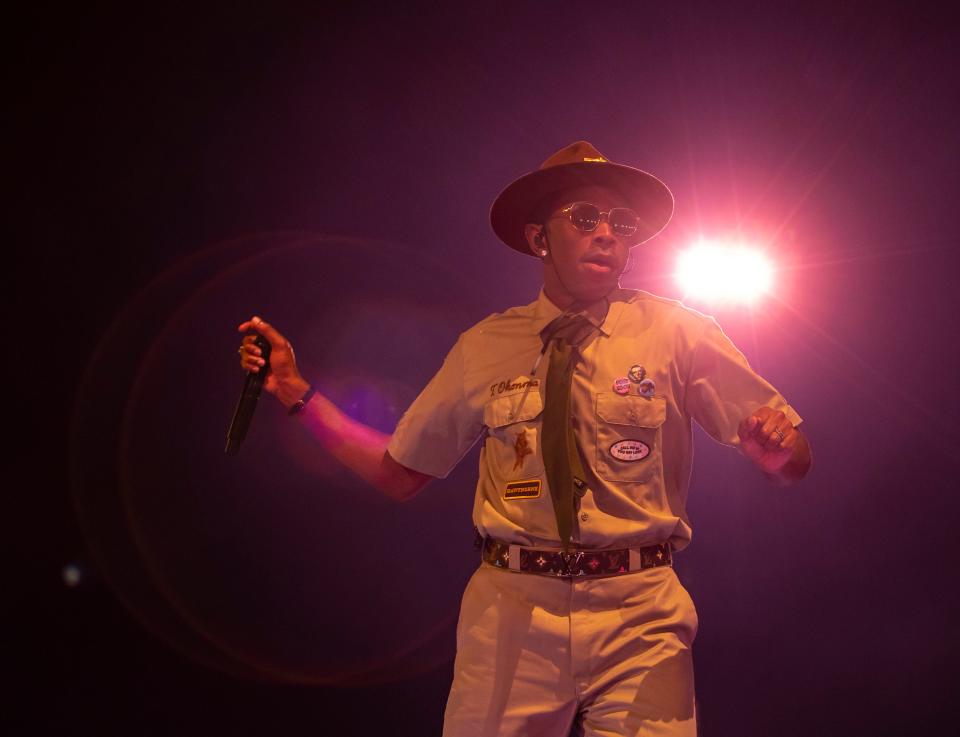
[504,479,542,500]
[490,377,540,397]
[609,440,651,462]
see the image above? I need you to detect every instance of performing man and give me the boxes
[237,141,811,736]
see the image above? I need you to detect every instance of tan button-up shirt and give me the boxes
[388,288,802,551]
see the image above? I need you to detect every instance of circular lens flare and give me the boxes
[675,239,774,305]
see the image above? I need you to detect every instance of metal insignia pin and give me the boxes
[627,364,646,383]
[638,378,656,397]
[613,377,630,395]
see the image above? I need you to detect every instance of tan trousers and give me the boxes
[442,563,698,737]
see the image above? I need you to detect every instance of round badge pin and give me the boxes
[627,364,646,383]
[613,377,631,395]
[638,378,656,397]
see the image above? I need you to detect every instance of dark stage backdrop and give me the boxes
[12,2,959,736]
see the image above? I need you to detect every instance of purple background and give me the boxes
[12,2,959,735]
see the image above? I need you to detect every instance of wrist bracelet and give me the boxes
[288,386,317,416]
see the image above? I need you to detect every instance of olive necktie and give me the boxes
[539,313,596,550]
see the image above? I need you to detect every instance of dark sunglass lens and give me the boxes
[609,208,640,237]
[569,203,601,232]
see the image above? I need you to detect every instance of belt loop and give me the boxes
[508,544,521,571]
[628,548,642,571]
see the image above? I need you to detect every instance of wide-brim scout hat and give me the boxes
[490,140,674,256]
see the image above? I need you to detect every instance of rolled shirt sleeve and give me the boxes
[683,319,803,447]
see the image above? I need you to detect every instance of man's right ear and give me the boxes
[523,223,549,258]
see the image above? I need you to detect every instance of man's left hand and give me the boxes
[737,407,809,482]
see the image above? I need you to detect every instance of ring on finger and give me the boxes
[773,428,785,442]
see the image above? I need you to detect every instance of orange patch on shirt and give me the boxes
[503,479,541,500]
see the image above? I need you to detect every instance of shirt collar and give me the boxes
[533,287,635,338]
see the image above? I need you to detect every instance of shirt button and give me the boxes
[580,512,589,522]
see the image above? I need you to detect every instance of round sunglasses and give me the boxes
[555,202,640,238]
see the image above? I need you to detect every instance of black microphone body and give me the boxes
[225,335,272,455]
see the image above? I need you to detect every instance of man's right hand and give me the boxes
[237,316,310,408]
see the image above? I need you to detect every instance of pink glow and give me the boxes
[674,239,775,305]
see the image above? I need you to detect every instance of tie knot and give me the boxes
[540,313,596,349]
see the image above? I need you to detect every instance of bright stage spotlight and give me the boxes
[674,240,774,305]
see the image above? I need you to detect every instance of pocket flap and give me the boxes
[597,393,666,427]
[484,390,544,428]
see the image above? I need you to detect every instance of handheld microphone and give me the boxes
[225,334,272,455]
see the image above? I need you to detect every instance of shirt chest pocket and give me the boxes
[483,391,545,479]
[595,393,666,483]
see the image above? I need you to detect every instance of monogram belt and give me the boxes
[479,535,672,578]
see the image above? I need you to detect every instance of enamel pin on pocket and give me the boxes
[637,378,656,398]
[613,377,630,395]
[627,364,646,383]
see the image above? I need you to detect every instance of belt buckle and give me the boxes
[559,551,583,576]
